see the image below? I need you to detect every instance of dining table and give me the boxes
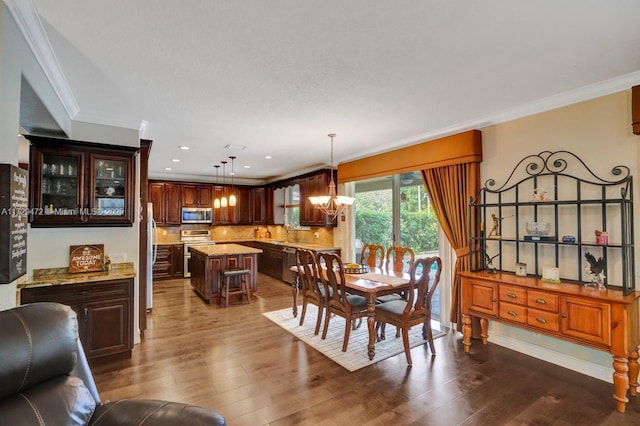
[290,265,410,360]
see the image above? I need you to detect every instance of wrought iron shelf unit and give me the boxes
[469,150,635,295]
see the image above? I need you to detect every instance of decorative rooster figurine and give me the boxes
[584,252,606,290]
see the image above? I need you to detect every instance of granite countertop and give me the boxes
[188,243,263,257]
[19,262,136,289]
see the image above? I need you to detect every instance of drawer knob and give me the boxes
[507,293,517,298]
[561,313,567,318]
[536,317,547,324]
[535,298,547,304]
[508,311,518,316]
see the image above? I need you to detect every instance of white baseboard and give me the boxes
[488,333,613,384]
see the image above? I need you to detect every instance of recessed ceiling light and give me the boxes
[171,158,180,162]
[243,165,250,169]
[178,146,190,150]
[164,167,172,171]
[265,155,272,159]
[224,144,247,151]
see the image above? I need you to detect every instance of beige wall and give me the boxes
[479,90,638,381]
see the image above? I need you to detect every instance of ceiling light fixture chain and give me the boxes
[213,165,221,208]
[229,156,237,207]
[308,133,355,220]
[220,160,228,208]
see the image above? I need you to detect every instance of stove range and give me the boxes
[181,230,214,277]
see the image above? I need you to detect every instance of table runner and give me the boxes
[351,272,408,287]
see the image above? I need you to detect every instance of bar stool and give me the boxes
[219,268,252,307]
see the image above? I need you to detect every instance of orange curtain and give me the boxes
[421,162,480,330]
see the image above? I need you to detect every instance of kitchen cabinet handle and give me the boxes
[507,293,517,298]
[507,311,517,316]
[561,313,567,318]
[535,298,547,304]
[83,307,89,319]
[76,290,89,295]
[492,298,497,302]
[536,317,547,324]
[80,205,89,222]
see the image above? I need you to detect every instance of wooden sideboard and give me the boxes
[461,270,640,413]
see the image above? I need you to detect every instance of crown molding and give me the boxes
[5,0,79,118]
[345,70,640,164]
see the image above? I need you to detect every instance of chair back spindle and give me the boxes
[360,244,385,269]
[385,246,415,274]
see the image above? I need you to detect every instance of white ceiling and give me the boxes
[29,0,640,184]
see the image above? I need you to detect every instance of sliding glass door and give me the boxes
[354,172,443,326]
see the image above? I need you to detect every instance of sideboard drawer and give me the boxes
[499,301,526,324]
[527,290,558,312]
[527,308,559,332]
[499,285,526,305]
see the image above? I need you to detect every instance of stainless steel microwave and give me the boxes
[181,207,213,224]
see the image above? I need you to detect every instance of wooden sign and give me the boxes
[69,244,104,273]
[0,164,28,283]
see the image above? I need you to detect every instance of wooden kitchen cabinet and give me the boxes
[21,278,134,362]
[251,187,266,224]
[27,135,137,227]
[461,271,640,413]
[149,181,181,225]
[153,244,183,280]
[181,184,211,207]
[299,170,337,227]
[232,186,252,225]
[264,185,275,225]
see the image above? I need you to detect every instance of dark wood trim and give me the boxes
[138,139,152,338]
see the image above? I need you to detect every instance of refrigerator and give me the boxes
[146,202,157,310]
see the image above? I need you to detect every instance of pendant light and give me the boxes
[213,165,221,209]
[309,133,355,220]
[220,161,228,208]
[229,156,237,207]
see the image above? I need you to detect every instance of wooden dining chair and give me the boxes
[374,257,442,366]
[359,243,385,269]
[317,252,368,352]
[296,248,328,335]
[376,246,416,338]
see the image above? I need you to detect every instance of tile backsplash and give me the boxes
[157,224,334,246]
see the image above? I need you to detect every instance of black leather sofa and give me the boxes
[0,302,226,425]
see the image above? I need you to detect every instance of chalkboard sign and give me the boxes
[69,244,104,273]
[0,164,28,283]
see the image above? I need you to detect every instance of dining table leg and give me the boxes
[366,294,376,360]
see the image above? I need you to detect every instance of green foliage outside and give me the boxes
[355,185,439,254]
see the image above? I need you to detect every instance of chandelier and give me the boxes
[308,133,354,220]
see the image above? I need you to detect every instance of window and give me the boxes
[283,184,300,227]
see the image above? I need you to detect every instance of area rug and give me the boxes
[263,305,444,371]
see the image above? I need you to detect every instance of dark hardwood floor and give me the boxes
[91,274,639,425]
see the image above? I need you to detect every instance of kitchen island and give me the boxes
[188,243,262,304]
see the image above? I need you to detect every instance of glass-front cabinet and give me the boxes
[91,155,127,217]
[27,135,137,227]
